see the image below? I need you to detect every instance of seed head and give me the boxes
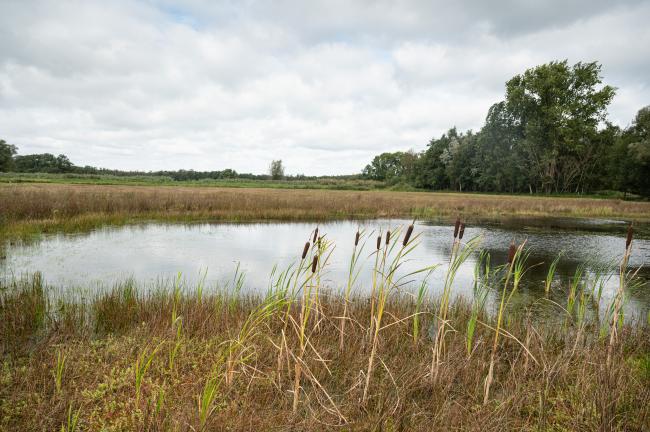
[376,235,381,250]
[453,217,461,238]
[313,228,319,243]
[355,231,360,246]
[301,242,310,259]
[458,223,465,240]
[311,255,318,273]
[507,241,516,265]
[403,224,414,246]
[386,230,391,246]
[626,223,634,250]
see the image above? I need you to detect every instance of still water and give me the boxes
[1,218,649,318]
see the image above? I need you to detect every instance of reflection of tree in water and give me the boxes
[472,245,649,321]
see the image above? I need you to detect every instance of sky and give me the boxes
[1,0,649,175]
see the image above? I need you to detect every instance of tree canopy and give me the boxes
[362,60,648,197]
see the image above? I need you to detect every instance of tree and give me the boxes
[504,60,616,193]
[269,160,285,180]
[362,152,406,181]
[14,153,75,173]
[611,106,650,196]
[0,139,17,172]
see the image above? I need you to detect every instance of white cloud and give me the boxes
[0,0,648,175]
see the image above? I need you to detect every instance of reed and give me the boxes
[483,241,528,405]
[606,223,638,366]
[134,343,162,406]
[53,348,66,394]
[198,374,223,429]
[467,250,490,357]
[544,252,563,295]
[363,225,433,403]
[60,404,81,432]
[431,232,481,381]
[339,229,366,350]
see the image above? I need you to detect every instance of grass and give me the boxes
[2,223,648,431]
[2,183,650,242]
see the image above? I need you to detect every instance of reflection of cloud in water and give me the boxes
[1,219,648,318]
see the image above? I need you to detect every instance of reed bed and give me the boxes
[1,224,649,431]
[1,183,650,240]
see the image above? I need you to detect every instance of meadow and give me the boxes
[2,182,650,240]
[1,224,649,431]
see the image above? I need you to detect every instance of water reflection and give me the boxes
[1,218,648,318]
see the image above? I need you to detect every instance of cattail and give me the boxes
[403,224,414,246]
[311,255,318,273]
[458,223,465,240]
[386,230,391,246]
[313,228,319,243]
[453,217,461,238]
[507,241,516,265]
[317,236,322,248]
[376,235,381,250]
[301,242,310,259]
[626,223,634,250]
[355,231,360,246]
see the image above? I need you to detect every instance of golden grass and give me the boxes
[1,183,649,239]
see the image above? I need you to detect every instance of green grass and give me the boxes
[0,172,386,191]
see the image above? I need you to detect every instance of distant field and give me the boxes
[0,172,387,190]
[1,182,649,239]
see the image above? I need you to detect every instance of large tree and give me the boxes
[0,139,18,172]
[504,60,616,193]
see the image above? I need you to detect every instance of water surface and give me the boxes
[2,218,649,318]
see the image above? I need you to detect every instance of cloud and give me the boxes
[0,0,648,175]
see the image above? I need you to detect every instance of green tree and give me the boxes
[474,102,529,193]
[269,160,285,180]
[14,153,75,173]
[504,60,616,193]
[611,106,650,196]
[362,152,406,181]
[415,128,459,189]
[0,139,18,172]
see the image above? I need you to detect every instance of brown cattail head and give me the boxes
[403,224,414,246]
[313,228,319,243]
[386,230,391,246]
[355,231,360,247]
[311,255,318,273]
[626,223,634,250]
[376,235,381,250]
[458,223,465,240]
[301,242,310,259]
[317,236,322,248]
[453,217,461,238]
[507,241,516,264]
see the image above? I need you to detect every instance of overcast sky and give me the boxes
[1,0,649,175]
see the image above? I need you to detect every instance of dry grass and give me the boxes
[1,183,649,239]
[1,274,648,431]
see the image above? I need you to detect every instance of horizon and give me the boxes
[1,0,649,176]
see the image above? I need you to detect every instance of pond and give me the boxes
[1,218,649,319]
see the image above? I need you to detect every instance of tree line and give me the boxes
[362,61,649,197]
[0,145,339,183]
